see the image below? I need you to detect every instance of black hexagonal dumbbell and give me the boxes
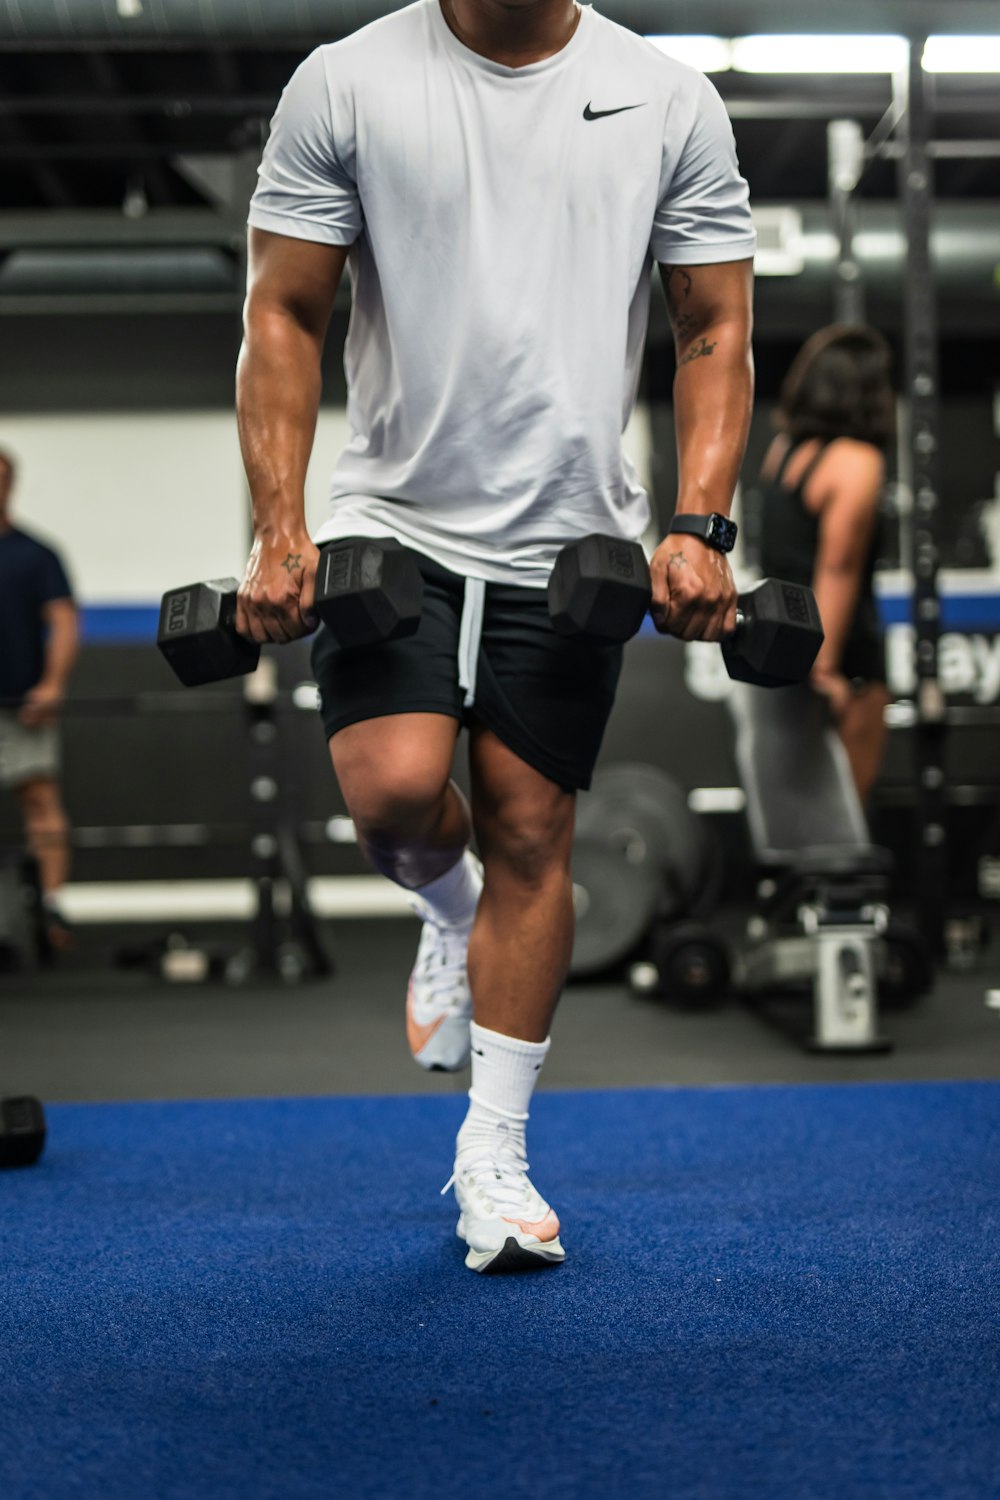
[313,536,423,649]
[548,535,822,688]
[157,537,424,688]
[157,577,260,687]
[547,534,652,644]
[722,577,824,689]
[0,1095,46,1169]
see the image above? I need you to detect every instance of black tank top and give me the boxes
[755,441,886,685]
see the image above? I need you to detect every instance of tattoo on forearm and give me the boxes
[663,267,693,305]
[662,266,695,342]
[281,553,303,574]
[678,337,717,368]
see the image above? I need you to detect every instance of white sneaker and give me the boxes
[405,902,474,1072]
[445,1133,566,1274]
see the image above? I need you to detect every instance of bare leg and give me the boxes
[838,684,891,807]
[466,726,576,1042]
[329,712,469,887]
[17,777,71,896]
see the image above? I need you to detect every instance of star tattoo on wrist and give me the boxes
[281,553,303,574]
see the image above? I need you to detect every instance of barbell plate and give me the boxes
[576,764,714,916]
[569,834,661,979]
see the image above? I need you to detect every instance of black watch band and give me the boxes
[668,512,738,554]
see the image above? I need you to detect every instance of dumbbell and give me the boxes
[0,1095,46,1168]
[157,537,424,688]
[548,533,823,687]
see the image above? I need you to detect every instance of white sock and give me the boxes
[415,851,482,928]
[457,1021,551,1160]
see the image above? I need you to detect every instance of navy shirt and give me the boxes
[0,528,74,700]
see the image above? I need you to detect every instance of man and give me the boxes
[236,0,755,1272]
[0,448,79,949]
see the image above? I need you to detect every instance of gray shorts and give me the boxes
[0,711,60,790]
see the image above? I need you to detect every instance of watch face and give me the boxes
[708,514,737,552]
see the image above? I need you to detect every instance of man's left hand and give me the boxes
[649,532,738,642]
[19,681,63,728]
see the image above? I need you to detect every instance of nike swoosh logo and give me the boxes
[406,979,447,1057]
[583,102,646,121]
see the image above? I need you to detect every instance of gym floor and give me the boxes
[4,913,999,1103]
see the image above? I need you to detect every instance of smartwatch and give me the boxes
[668,512,738,555]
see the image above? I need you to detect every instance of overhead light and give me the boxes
[646,36,733,73]
[922,35,1000,73]
[750,206,805,277]
[731,34,908,74]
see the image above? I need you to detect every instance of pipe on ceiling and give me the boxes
[2,0,999,44]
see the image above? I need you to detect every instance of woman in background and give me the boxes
[755,325,895,804]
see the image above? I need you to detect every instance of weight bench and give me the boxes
[728,681,894,1053]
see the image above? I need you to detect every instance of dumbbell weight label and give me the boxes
[166,591,191,635]
[607,543,641,581]
[322,547,356,597]
[322,544,385,597]
[781,584,811,625]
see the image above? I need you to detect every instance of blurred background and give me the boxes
[1,0,999,1095]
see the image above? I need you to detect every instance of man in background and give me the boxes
[0,448,79,948]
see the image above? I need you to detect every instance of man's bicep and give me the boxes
[246,228,352,337]
[42,597,76,625]
[657,259,754,345]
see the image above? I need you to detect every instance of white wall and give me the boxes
[2,404,654,605]
[0,409,353,604]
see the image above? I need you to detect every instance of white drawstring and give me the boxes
[457,576,486,708]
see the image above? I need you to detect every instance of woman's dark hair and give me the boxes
[776,324,896,449]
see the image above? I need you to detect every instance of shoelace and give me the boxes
[410,904,472,1012]
[441,1147,533,1209]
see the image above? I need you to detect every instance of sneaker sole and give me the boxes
[463,1236,566,1274]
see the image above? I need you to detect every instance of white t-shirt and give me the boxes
[248,0,756,586]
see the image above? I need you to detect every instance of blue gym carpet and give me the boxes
[1,1082,997,1500]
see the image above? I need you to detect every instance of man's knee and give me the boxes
[17,778,66,830]
[478,788,575,886]
[332,736,453,845]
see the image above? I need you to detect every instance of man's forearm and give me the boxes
[672,317,754,519]
[236,306,324,540]
[41,613,79,692]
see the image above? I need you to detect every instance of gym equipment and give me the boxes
[570,834,661,978]
[570,765,718,978]
[548,535,651,644]
[157,577,259,687]
[646,919,731,1007]
[548,534,823,688]
[878,921,933,1008]
[0,1095,46,1168]
[314,536,423,648]
[0,852,44,973]
[722,578,824,690]
[728,680,901,1053]
[158,537,424,688]
[575,764,717,918]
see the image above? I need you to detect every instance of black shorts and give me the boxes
[310,553,623,791]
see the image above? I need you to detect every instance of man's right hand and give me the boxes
[236,533,319,644]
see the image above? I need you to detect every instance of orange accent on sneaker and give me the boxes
[501,1210,561,1243]
[406,979,446,1058]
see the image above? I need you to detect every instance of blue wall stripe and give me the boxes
[82,605,160,643]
